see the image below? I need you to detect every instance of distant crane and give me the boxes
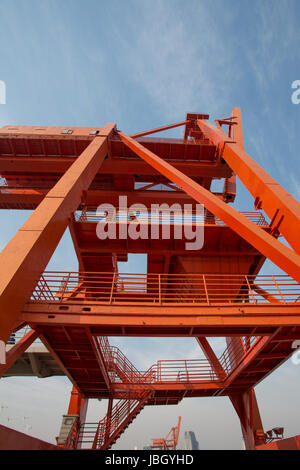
[150,416,181,450]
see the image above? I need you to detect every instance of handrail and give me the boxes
[75,209,269,227]
[219,337,260,374]
[96,333,268,386]
[31,272,300,305]
[67,334,273,449]
[7,326,43,346]
[78,390,151,449]
[97,337,156,385]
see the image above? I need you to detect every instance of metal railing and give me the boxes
[75,208,268,227]
[7,326,43,346]
[30,272,300,305]
[149,359,220,382]
[96,336,157,384]
[64,334,266,449]
[76,390,151,450]
[108,347,154,384]
[219,336,261,375]
[62,336,272,449]
[97,336,260,385]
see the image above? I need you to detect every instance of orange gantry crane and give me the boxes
[151,416,181,450]
[0,109,300,450]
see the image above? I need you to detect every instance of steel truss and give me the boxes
[0,109,300,450]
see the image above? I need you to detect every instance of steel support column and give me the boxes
[130,120,190,139]
[230,388,265,450]
[196,337,225,380]
[104,397,113,444]
[225,107,244,367]
[67,386,89,423]
[57,385,88,448]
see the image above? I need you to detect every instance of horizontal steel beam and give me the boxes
[20,303,300,336]
[0,188,228,210]
[0,157,230,178]
[0,125,103,138]
[111,381,223,392]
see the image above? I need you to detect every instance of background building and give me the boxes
[184,431,199,450]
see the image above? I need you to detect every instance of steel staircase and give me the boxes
[90,390,152,450]
[71,337,153,449]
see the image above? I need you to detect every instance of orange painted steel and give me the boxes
[76,207,268,223]
[28,271,300,305]
[1,109,300,450]
[197,109,300,255]
[67,386,88,420]
[57,386,88,450]
[118,131,300,283]
[230,388,265,450]
[74,391,151,450]
[197,337,226,380]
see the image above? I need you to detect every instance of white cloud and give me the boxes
[112,1,237,120]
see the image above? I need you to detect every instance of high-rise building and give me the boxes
[184,431,199,450]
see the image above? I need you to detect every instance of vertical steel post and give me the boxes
[104,397,113,445]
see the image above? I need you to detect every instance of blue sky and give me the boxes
[0,0,300,450]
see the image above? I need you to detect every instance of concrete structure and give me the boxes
[4,343,63,378]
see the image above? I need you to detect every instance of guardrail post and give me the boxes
[203,275,210,304]
[104,398,113,446]
[185,360,189,382]
[245,275,256,303]
[272,275,286,303]
[60,272,71,303]
[159,274,161,305]
[109,272,116,304]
